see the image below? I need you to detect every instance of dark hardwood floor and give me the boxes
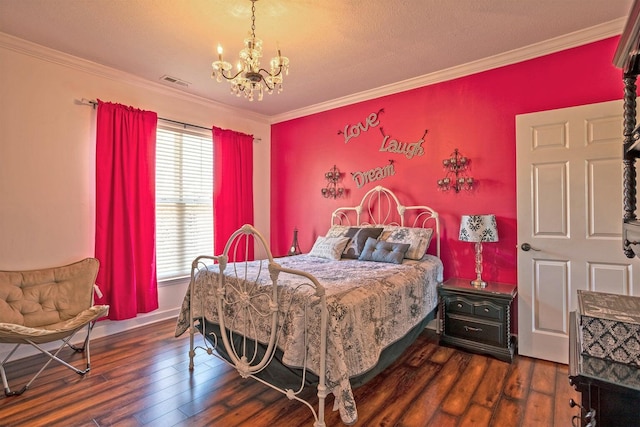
[0,318,579,426]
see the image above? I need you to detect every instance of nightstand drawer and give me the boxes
[445,315,505,347]
[445,296,504,322]
[446,297,473,315]
[473,301,504,321]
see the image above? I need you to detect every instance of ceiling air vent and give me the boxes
[160,75,190,87]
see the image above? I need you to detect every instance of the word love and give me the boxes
[339,109,384,144]
[351,161,395,189]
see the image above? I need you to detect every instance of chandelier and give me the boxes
[211,0,289,101]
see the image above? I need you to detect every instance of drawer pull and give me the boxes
[484,308,490,313]
[464,325,483,332]
[457,303,463,308]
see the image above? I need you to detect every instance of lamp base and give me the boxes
[470,279,487,289]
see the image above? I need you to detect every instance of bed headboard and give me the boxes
[331,185,440,257]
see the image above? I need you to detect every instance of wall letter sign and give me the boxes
[338,109,384,144]
[378,128,428,160]
[351,160,395,188]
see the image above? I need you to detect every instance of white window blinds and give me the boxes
[156,124,213,281]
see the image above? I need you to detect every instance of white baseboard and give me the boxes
[1,278,190,363]
[0,308,180,363]
[91,307,180,340]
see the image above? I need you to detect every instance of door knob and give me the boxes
[521,243,540,252]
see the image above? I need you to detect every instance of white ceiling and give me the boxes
[0,0,634,120]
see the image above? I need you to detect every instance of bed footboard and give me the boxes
[187,224,328,427]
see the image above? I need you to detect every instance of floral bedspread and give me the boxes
[174,254,443,425]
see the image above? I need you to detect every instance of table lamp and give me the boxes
[459,214,499,288]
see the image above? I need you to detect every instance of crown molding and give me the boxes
[0,15,626,127]
[270,18,626,124]
[0,32,270,124]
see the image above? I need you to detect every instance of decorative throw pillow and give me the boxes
[308,236,350,260]
[359,237,410,264]
[325,224,351,238]
[380,226,433,260]
[342,227,384,259]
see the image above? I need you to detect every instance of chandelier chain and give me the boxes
[251,1,256,39]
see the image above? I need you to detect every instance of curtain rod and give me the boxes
[77,98,261,141]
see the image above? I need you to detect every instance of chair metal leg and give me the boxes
[68,321,94,353]
[1,323,95,396]
[1,344,24,396]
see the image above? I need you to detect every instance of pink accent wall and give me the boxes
[271,36,623,285]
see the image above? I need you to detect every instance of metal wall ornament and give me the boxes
[437,148,474,192]
[321,165,345,199]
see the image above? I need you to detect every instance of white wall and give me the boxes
[0,33,271,355]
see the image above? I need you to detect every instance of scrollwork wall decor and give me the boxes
[437,148,474,192]
[321,165,345,199]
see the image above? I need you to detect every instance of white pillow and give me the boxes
[308,236,350,260]
[380,226,433,260]
[325,224,351,238]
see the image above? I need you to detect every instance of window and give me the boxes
[156,124,213,281]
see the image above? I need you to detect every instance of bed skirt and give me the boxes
[195,307,436,390]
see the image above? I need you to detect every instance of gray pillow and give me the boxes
[342,227,383,259]
[358,237,410,264]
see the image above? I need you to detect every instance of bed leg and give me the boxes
[188,326,195,370]
[314,384,327,427]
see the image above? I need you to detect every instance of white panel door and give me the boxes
[516,100,640,363]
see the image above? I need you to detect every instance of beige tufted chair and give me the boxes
[0,258,109,395]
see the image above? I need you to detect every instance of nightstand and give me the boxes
[438,277,517,362]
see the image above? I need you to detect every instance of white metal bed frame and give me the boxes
[186,186,441,426]
[188,224,329,426]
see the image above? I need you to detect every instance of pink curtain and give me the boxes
[213,126,254,261]
[95,101,159,320]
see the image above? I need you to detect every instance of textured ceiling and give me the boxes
[0,0,634,119]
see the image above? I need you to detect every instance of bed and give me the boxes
[174,186,443,426]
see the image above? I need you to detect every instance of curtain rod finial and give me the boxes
[76,98,97,109]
